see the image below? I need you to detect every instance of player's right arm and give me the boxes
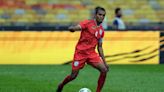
[69,20,88,32]
[68,25,81,32]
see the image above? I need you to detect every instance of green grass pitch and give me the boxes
[0,65,164,92]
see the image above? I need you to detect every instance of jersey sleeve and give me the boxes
[101,30,104,38]
[100,26,105,38]
[98,28,104,43]
[79,20,89,30]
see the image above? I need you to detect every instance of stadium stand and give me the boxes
[0,0,163,30]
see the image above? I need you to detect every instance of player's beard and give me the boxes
[97,19,103,25]
[95,17,103,25]
[97,21,102,25]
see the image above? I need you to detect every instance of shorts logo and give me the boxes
[74,61,79,67]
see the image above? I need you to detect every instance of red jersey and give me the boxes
[74,19,105,60]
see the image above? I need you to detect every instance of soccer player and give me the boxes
[113,7,126,30]
[56,6,109,92]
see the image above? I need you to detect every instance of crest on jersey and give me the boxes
[99,29,103,36]
[95,29,103,38]
[95,31,98,37]
[74,61,79,67]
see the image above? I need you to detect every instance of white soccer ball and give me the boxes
[79,88,91,92]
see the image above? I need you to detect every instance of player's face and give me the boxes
[95,10,106,23]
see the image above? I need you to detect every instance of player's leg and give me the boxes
[88,57,109,92]
[56,70,79,92]
[56,59,86,92]
[95,62,108,92]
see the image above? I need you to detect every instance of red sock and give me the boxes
[96,72,107,92]
[57,75,73,92]
[60,75,72,88]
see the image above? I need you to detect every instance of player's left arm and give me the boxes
[97,38,108,68]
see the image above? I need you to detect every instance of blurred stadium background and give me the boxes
[0,0,164,30]
[0,0,164,92]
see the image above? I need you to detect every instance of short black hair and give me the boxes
[95,6,106,14]
[115,7,121,14]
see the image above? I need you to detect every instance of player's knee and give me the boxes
[100,67,108,73]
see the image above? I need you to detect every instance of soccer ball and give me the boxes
[79,88,91,92]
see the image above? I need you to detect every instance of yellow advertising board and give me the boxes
[0,31,159,64]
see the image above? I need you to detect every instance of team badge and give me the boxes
[74,61,79,67]
[99,29,103,36]
[95,31,98,37]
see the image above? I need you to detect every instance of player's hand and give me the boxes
[68,26,75,32]
[68,25,81,32]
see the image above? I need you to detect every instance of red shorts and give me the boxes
[72,56,103,70]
